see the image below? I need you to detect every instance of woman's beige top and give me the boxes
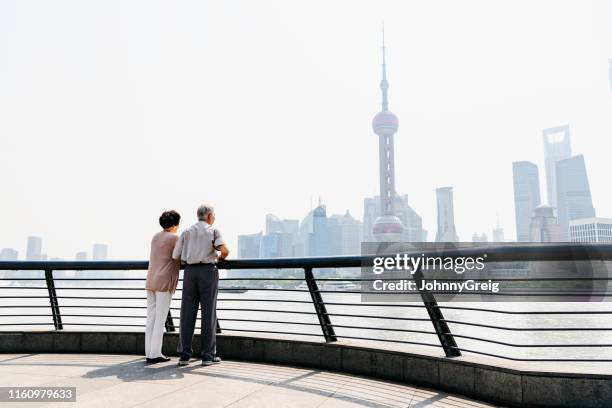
[145,231,180,293]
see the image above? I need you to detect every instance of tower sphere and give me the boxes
[373,214,404,242]
[372,111,399,134]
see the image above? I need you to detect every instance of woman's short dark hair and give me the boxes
[159,210,181,229]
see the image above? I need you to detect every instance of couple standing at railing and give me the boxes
[144,204,230,366]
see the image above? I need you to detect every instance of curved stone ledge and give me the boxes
[1,331,610,408]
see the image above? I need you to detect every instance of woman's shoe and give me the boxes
[146,356,171,364]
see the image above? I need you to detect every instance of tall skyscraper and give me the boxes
[92,244,108,260]
[492,225,505,243]
[530,205,562,242]
[512,161,541,242]
[492,216,505,242]
[309,204,330,256]
[228,232,263,279]
[262,214,299,257]
[435,187,458,242]
[237,233,262,258]
[543,125,571,208]
[26,236,42,261]
[570,217,612,243]
[331,211,362,255]
[555,155,595,240]
[371,30,403,242]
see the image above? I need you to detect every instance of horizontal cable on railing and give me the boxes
[326,313,431,322]
[0,305,146,309]
[217,308,317,315]
[330,324,438,335]
[210,328,323,337]
[54,322,144,327]
[217,298,315,304]
[322,302,427,308]
[333,335,441,349]
[221,278,305,281]
[0,305,68,308]
[0,287,144,290]
[341,291,612,296]
[0,296,56,299]
[450,347,612,362]
[445,333,612,348]
[441,319,612,331]
[325,312,430,321]
[0,314,54,317]
[312,277,612,282]
[218,318,320,326]
[53,278,146,281]
[435,305,612,315]
[0,314,143,319]
[218,288,312,292]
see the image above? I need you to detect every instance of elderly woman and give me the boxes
[144,210,181,364]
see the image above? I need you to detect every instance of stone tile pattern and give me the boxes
[0,353,496,408]
[0,331,611,407]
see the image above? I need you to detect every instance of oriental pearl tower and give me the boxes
[372,30,404,242]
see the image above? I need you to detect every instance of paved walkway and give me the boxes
[0,354,498,408]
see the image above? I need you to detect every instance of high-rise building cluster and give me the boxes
[237,205,363,261]
[0,237,109,280]
[512,125,603,242]
[0,237,109,262]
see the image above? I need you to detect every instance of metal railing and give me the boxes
[2,243,612,362]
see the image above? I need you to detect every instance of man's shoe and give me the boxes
[202,356,222,366]
[146,356,171,364]
[178,358,190,366]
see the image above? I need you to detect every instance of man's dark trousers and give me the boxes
[178,263,219,360]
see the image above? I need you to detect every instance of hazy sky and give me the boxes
[1,0,612,259]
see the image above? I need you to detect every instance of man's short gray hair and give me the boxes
[197,204,215,221]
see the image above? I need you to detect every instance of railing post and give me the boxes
[44,269,63,330]
[304,267,336,342]
[412,267,460,357]
[165,310,175,332]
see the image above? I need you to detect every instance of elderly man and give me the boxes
[172,204,229,366]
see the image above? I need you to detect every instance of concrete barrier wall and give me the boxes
[1,331,610,408]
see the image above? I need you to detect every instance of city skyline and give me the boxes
[2,1,612,259]
[1,114,607,258]
[1,118,608,257]
[0,236,109,262]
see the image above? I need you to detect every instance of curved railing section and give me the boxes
[2,243,612,363]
